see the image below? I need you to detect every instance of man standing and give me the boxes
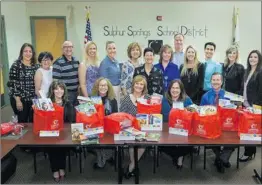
[172,33,184,68]
[200,72,235,173]
[202,42,222,93]
[53,41,79,106]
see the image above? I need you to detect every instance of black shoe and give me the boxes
[214,159,225,173]
[223,162,231,168]
[124,166,135,179]
[106,157,115,166]
[239,153,256,162]
[93,163,105,170]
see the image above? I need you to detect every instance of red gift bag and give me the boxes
[238,111,262,136]
[33,104,64,134]
[104,112,140,134]
[76,104,105,137]
[168,109,194,135]
[218,106,239,131]
[137,102,161,114]
[193,113,221,139]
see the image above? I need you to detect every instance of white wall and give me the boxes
[2,2,31,66]
[2,1,261,68]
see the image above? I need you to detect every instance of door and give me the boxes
[1,16,9,107]
[30,17,67,60]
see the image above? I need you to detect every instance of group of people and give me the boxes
[7,33,262,181]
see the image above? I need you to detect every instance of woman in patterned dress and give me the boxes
[133,47,163,95]
[120,42,143,97]
[8,43,39,123]
[78,41,100,97]
[120,75,148,179]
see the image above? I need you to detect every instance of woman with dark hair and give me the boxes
[46,80,76,182]
[239,50,262,162]
[160,79,193,169]
[162,79,193,122]
[8,43,39,122]
[34,51,53,98]
[91,77,118,169]
[134,47,163,95]
[155,44,180,92]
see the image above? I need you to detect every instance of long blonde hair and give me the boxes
[83,41,99,66]
[224,45,239,67]
[180,45,200,76]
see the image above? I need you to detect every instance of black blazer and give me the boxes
[243,68,262,106]
[222,63,245,95]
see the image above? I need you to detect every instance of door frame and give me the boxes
[30,16,68,50]
[1,16,10,108]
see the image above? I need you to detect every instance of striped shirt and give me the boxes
[52,55,79,91]
[120,94,137,116]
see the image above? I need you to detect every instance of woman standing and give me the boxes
[99,41,121,106]
[34,52,53,98]
[179,45,204,105]
[134,47,163,95]
[120,75,148,179]
[46,81,76,182]
[160,79,193,169]
[8,43,39,122]
[78,41,100,97]
[120,42,143,96]
[91,77,118,169]
[155,44,180,92]
[222,46,245,94]
[239,50,262,162]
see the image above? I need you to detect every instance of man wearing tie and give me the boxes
[200,72,235,173]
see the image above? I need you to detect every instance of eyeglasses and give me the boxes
[63,46,73,49]
[99,84,108,87]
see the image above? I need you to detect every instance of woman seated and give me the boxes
[91,77,118,169]
[46,80,76,182]
[120,75,148,179]
[160,79,193,169]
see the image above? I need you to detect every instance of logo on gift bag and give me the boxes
[223,117,233,128]
[196,124,206,135]
[248,123,259,134]
[174,119,184,129]
[51,120,59,130]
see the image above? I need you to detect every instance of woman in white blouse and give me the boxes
[34,52,53,98]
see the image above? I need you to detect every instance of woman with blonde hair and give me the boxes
[91,77,118,169]
[120,42,143,96]
[179,45,204,104]
[78,41,100,97]
[222,45,244,94]
[120,75,148,179]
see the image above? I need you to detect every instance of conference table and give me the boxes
[1,123,261,184]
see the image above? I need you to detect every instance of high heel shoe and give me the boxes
[239,153,256,162]
[59,169,65,180]
[124,166,135,179]
[53,172,60,182]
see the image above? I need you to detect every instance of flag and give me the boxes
[84,8,92,44]
[232,7,240,48]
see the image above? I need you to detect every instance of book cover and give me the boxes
[136,114,149,127]
[71,123,84,141]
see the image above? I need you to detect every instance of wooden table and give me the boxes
[1,123,261,184]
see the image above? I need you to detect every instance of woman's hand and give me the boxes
[16,98,23,111]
